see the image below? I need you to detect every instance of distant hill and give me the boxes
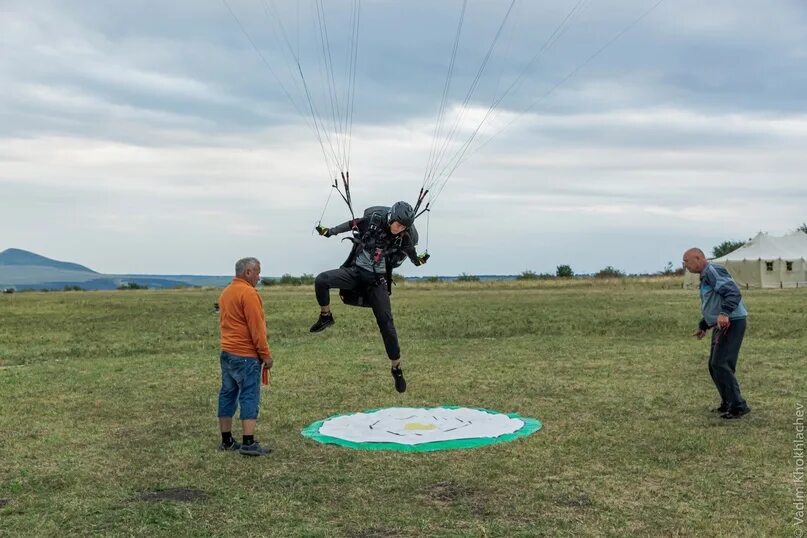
[0,266,104,287]
[0,248,98,273]
[0,248,231,290]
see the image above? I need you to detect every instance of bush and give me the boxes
[516,270,553,280]
[278,274,298,285]
[656,262,685,277]
[658,261,675,276]
[594,266,625,279]
[392,272,407,283]
[117,283,147,290]
[260,278,277,287]
[278,273,316,286]
[63,285,85,291]
[423,276,441,283]
[455,273,480,282]
[556,264,574,278]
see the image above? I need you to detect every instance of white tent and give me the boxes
[684,231,807,289]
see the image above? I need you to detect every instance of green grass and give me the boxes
[1,280,805,537]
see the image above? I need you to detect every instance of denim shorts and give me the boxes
[217,351,261,420]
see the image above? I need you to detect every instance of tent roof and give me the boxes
[713,231,807,262]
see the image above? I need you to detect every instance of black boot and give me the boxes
[310,312,335,333]
[391,366,406,393]
[721,405,751,420]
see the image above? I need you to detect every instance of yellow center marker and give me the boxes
[403,422,437,431]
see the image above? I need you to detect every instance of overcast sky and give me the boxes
[2,0,806,276]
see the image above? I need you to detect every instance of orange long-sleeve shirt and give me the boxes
[218,277,271,360]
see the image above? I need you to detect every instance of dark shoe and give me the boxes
[218,439,241,451]
[310,313,335,333]
[239,441,271,456]
[391,366,406,393]
[711,403,729,413]
[721,406,751,420]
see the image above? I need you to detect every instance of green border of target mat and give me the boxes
[301,405,542,452]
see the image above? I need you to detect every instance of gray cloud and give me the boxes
[1,0,806,275]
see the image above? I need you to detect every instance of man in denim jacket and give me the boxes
[683,248,751,419]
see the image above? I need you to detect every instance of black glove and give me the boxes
[315,225,332,237]
[416,252,430,265]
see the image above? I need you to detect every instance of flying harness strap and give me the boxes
[340,209,404,307]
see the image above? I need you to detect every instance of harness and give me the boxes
[340,210,408,307]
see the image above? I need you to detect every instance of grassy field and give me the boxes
[1,279,805,537]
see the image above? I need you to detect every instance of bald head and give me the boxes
[682,248,708,273]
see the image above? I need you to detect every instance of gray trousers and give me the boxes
[708,317,747,408]
[314,266,400,360]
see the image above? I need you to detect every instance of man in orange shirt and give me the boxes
[217,257,273,456]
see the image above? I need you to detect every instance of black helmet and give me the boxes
[388,201,415,228]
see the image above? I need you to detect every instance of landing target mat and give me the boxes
[302,406,541,452]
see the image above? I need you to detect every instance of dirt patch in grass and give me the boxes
[469,495,491,517]
[135,487,208,503]
[421,480,475,505]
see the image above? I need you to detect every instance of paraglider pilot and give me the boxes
[311,201,430,393]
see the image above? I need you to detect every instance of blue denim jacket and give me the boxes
[699,263,748,329]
